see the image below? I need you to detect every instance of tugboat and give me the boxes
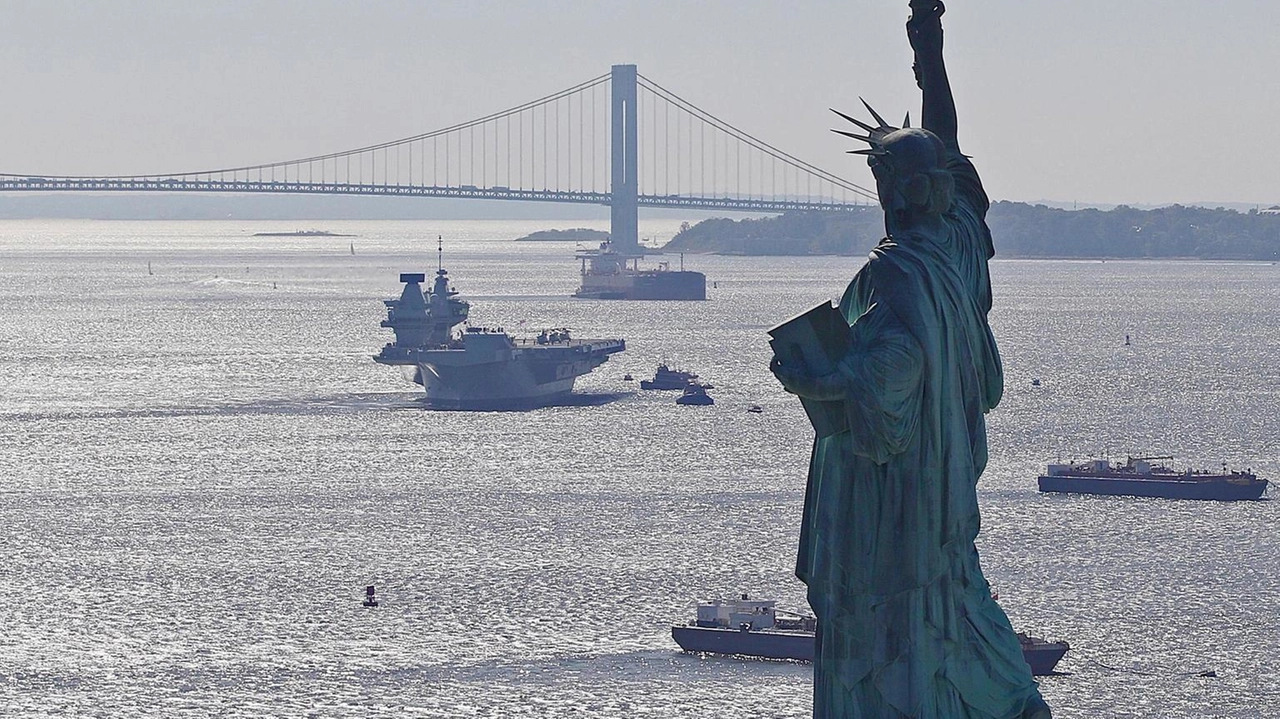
[1038,456,1268,501]
[374,240,625,409]
[640,363,698,390]
[671,595,1069,675]
[675,383,714,406]
[672,596,815,661]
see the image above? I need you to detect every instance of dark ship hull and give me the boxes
[1038,458,1268,501]
[574,241,706,300]
[574,269,706,300]
[671,626,1069,676]
[672,625,814,662]
[1037,474,1267,501]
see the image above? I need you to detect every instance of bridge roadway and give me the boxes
[0,176,865,214]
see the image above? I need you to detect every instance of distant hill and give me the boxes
[664,203,1280,260]
[515,227,609,242]
[663,209,882,256]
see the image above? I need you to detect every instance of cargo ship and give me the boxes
[374,244,625,409]
[672,595,1069,676]
[1038,456,1268,501]
[573,241,706,300]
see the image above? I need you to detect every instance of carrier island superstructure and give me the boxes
[374,263,625,409]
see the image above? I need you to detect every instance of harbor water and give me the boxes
[1,220,1277,717]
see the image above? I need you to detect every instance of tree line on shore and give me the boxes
[664,202,1280,260]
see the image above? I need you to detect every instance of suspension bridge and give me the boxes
[0,65,877,254]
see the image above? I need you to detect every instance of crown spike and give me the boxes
[903,112,911,128]
[860,97,892,130]
[850,148,888,156]
[831,129,874,143]
[830,108,879,134]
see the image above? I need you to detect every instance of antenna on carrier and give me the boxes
[437,235,443,272]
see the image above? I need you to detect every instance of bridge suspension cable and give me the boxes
[0,67,875,214]
[635,74,877,205]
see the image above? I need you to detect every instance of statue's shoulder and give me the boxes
[862,240,928,292]
[841,242,930,326]
[946,152,989,217]
[869,235,927,268]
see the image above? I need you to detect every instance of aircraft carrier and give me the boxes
[374,250,625,410]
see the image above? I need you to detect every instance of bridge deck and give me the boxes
[0,177,867,213]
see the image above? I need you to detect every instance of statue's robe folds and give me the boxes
[799,156,1045,718]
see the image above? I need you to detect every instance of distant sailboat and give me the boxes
[147,261,153,276]
[350,241,355,255]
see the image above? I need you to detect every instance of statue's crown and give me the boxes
[830,99,910,157]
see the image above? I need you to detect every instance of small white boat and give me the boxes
[676,383,714,406]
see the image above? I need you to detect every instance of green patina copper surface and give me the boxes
[772,3,1051,717]
[798,156,1046,718]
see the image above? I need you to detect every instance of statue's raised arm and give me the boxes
[908,0,958,153]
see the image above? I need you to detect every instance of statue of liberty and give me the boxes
[769,2,1053,717]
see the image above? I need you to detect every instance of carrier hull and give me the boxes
[379,338,625,410]
[416,363,576,409]
[415,343,620,409]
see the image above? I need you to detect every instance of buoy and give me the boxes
[362,585,379,608]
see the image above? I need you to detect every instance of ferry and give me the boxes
[672,595,1069,676]
[1038,456,1268,501]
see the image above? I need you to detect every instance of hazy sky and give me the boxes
[2,0,1277,206]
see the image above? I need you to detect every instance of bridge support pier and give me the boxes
[610,64,640,256]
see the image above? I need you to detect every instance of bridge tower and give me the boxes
[610,64,640,256]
